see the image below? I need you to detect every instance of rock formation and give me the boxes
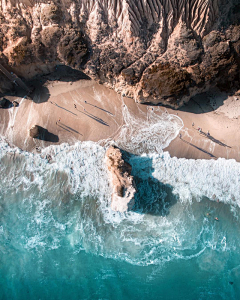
[0,97,11,108]
[105,146,136,212]
[29,124,44,138]
[0,0,240,107]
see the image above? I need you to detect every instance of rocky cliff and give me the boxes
[0,0,239,106]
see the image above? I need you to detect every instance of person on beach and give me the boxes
[207,130,210,136]
[192,122,194,127]
[74,104,76,109]
[179,133,182,139]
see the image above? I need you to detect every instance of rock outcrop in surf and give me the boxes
[105,146,136,212]
[0,0,239,107]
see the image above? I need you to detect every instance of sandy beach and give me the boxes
[0,74,240,162]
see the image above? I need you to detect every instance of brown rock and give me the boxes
[105,146,136,212]
[12,100,19,107]
[0,0,239,106]
[29,125,43,138]
[139,62,192,107]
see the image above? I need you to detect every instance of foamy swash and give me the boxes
[1,124,240,266]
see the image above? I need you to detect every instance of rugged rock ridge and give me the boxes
[0,0,240,106]
[105,146,135,212]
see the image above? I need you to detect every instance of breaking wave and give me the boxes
[1,128,240,267]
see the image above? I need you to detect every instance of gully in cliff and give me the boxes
[105,146,136,213]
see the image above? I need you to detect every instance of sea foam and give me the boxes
[1,102,240,266]
[1,130,240,266]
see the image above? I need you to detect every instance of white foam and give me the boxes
[132,152,240,206]
[111,101,183,155]
[1,115,240,266]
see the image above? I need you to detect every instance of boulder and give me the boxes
[105,146,136,212]
[12,100,19,107]
[29,125,44,138]
[0,98,12,108]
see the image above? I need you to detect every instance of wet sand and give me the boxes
[0,78,240,161]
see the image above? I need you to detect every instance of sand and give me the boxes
[0,76,240,162]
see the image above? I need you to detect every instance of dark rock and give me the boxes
[140,63,192,105]
[58,29,89,68]
[0,97,12,108]
[29,125,43,138]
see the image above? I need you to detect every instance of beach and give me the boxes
[0,75,240,161]
[1,76,240,299]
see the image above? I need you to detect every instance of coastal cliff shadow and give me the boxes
[122,151,178,216]
[31,84,50,104]
[29,66,91,104]
[4,65,92,105]
[179,90,230,114]
[42,65,91,82]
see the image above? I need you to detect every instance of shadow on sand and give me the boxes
[29,66,91,104]
[121,150,178,216]
[35,127,59,143]
[51,101,78,116]
[57,122,82,136]
[197,129,231,148]
[77,108,109,126]
[0,65,91,105]
[179,90,230,114]
[86,101,114,116]
[180,137,216,158]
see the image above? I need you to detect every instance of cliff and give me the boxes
[0,0,239,107]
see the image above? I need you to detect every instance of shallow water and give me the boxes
[0,104,240,299]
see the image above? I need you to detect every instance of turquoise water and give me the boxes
[1,136,240,299]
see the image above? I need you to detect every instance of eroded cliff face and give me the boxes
[0,0,240,106]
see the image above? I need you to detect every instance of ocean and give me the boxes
[0,103,240,300]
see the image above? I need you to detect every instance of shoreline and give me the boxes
[0,77,240,162]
